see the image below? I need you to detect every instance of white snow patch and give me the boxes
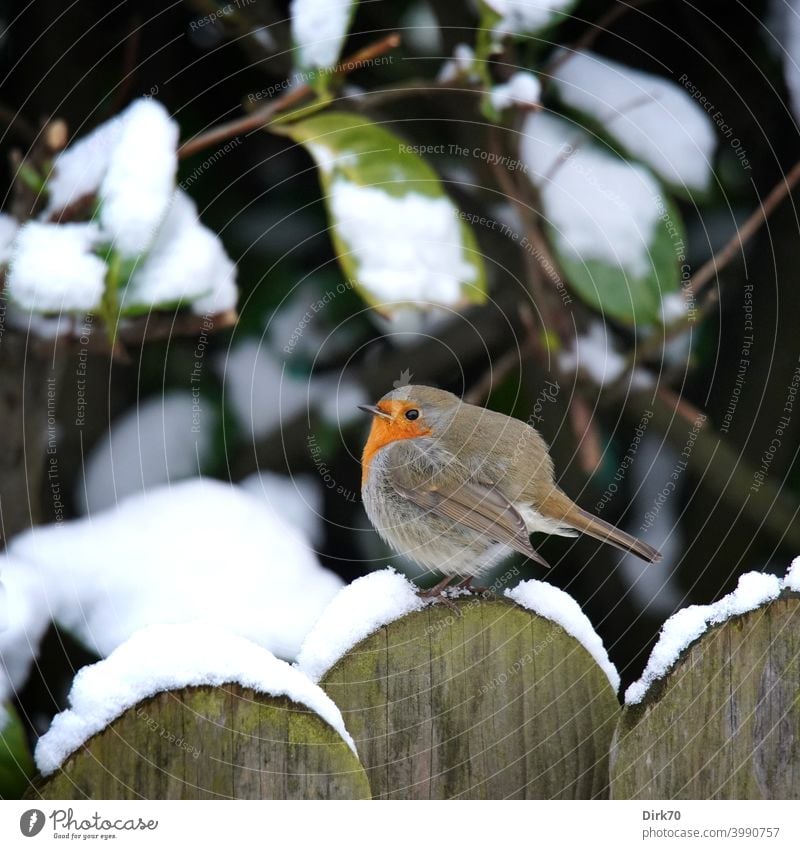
[486,0,574,37]
[559,322,626,386]
[660,291,690,324]
[99,99,179,256]
[506,579,620,691]
[437,43,478,83]
[0,214,18,263]
[45,114,127,214]
[625,570,784,705]
[551,50,716,191]
[314,374,368,426]
[34,622,356,775]
[291,0,354,69]
[240,471,324,547]
[217,339,310,439]
[490,71,542,110]
[296,568,427,682]
[8,479,342,663]
[0,557,52,707]
[123,190,237,314]
[329,180,477,307]
[521,112,663,279]
[217,337,367,437]
[401,2,442,55]
[6,222,106,312]
[77,391,217,515]
[785,555,800,591]
[29,100,236,323]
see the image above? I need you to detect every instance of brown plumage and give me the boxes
[360,384,661,579]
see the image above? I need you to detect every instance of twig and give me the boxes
[465,304,537,405]
[31,309,238,358]
[569,394,603,473]
[656,385,706,429]
[111,21,142,114]
[177,33,401,159]
[486,125,571,344]
[543,0,654,84]
[688,158,800,295]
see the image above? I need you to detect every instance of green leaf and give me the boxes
[524,113,683,326]
[549,196,683,326]
[274,112,487,317]
[0,703,34,799]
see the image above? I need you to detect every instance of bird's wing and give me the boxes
[386,450,550,568]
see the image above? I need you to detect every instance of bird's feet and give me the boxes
[417,576,460,612]
[416,576,494,612]
[454,576,494,598]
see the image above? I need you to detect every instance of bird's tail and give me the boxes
[540,491,662,564]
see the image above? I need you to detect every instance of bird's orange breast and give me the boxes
[361,400,431,486]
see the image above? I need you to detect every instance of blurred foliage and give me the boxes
[1,1,800,780]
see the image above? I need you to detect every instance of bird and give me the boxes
[359,384,660,596]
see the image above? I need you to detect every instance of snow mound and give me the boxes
[34,622,356,775]
[8,98,237,324]
[6,479,341,665]
[98,99,179,255]
[485,0,574,38]
[296,568,426,682]
[77,390,218,515]
[506,579,620,691]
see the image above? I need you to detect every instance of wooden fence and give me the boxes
[19,591,800,800]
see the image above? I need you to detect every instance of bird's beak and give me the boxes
[358,404,392,420]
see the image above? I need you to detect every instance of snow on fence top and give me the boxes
[296,568,427,682]
[506,579,620,691]
[624,566,797,705]
[0,478,341,710]
[34,622,357,775]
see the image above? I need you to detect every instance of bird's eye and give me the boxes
[405,408,420,421]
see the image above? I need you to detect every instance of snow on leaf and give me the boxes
[5,221,106,313]
[521,111,682,325]
[276,112,487,318]
[550,50,717,193]
[481,0,577,39]
[290,0,358,71]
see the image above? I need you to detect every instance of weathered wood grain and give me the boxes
[611,594,800,799]
[29,684,370,800]
[321,597,620,799]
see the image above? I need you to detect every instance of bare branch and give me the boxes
[177,33,402,159]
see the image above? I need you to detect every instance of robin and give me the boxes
[359,384,660,596]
